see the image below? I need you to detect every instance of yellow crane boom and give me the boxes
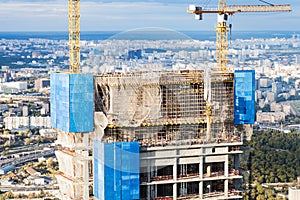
[188,4,292,14]
[69,0,81,74]
[226,4,291,13]
[188,1,292,71]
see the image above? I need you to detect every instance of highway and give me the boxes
[0,184,59,192]
[0,94,49,101]
[257,124,291,133]
[0,149,55,168]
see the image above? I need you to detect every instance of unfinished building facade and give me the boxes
[93,69,251,199]
[51,73,94,200]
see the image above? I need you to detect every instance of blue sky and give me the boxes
[0,0,299,31]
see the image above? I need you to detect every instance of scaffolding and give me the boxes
[95,70,236,145]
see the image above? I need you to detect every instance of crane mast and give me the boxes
[216,0,228,71]
[188,0,292,71]
[69,0,80,74]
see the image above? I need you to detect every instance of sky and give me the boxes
[0,0,299,31]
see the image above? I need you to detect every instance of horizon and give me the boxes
[0,0,298,32]
[1,30,300,32]
[0,30,299,41]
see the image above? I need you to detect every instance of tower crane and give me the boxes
[69,0,81,74]
[188,1,291,140]
[188,0,292,71]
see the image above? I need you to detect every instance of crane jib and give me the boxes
[187,3,292,71]
[188,4,291,15]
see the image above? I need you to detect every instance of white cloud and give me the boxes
[0,2,67,17]
[80,2,202,30]
[0,0,298,31]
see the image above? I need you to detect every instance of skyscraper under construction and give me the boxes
[92,69,254,200]
[51,67,255,200]
[50,0,258,199]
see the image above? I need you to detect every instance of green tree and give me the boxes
[46,157,55,169]
[1,150,6,156]
[265,189,275,199]
[290,127,296,133]
[4,140,10,147]
[257,194,265,200]
[24,138,31,145]
[28,192,36,199]
[2,191,14,199]
[36,136,44,144]
[37,190,45,198]
[244,130,300,199]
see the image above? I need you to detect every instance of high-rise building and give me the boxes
[51,73,94,200]
[92,69,254,199]
[51,69,255,200]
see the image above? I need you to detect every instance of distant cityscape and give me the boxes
[1,31,300,127]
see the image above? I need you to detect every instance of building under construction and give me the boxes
[50,0,262,199]
[92,69,254,200]
[51,68,255,200]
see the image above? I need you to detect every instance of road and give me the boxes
[0,184,59,192]
[0,149,55,168]
[0,94,49,101]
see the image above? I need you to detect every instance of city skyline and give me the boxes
[0,0,299,32]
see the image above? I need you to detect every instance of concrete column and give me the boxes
[173,158,177,181]
[82,149,89,200]
[224,179,229,197]
[147,160,151,182]
[224,155,229,177]
[207,165,211,177]
[83,133,89,146]
[82,133,90,200]
[173,183,177,200]
[147,161,152,199]
[199,181,203,199]
[199,156,203,179]
[83,162,89,200]
[173,158,177,200]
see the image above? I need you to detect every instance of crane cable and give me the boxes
[186,0,212,9]
[229,15,234,45]
[203,0,212,8]
[259,0,274,6]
